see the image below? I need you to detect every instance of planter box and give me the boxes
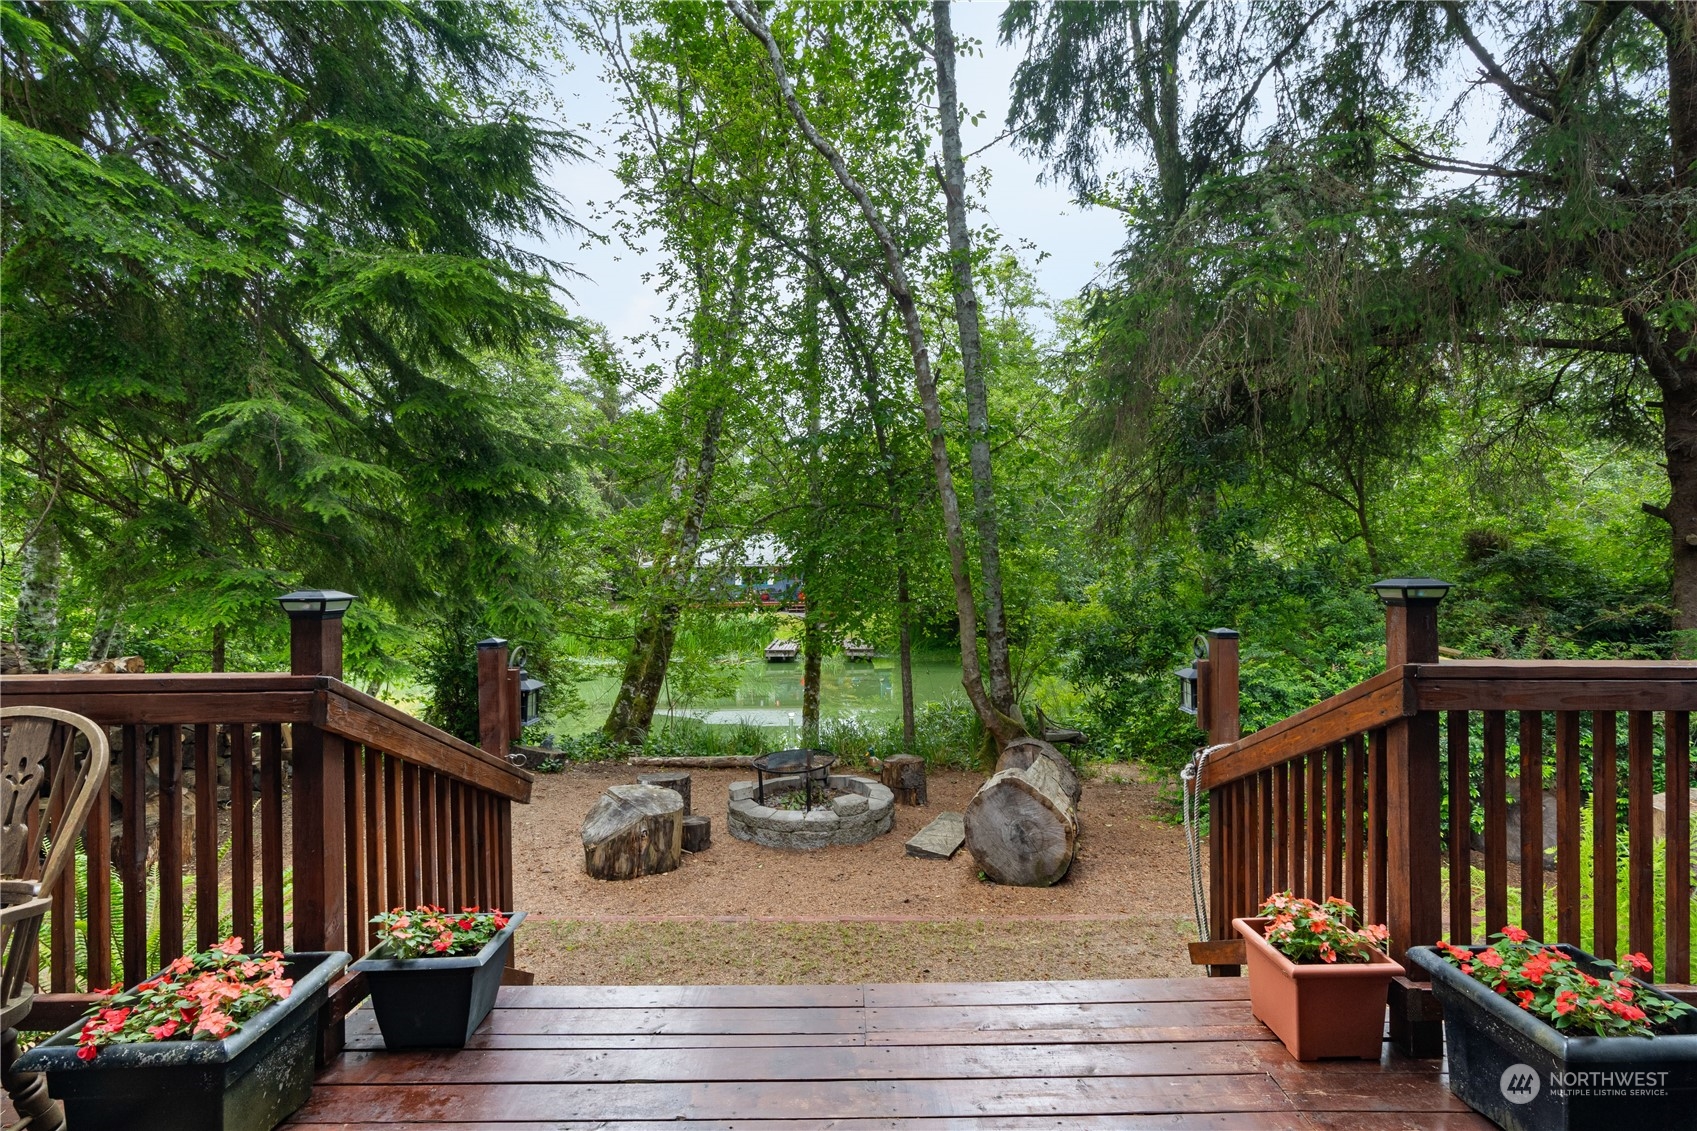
[1234,916,1403,1060]
[352,911,525,1049]
[13,950,349,1131]
[1409,944,1697,1131]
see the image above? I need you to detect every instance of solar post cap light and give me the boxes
[275,589,357,617]
[1368,578,1453,605]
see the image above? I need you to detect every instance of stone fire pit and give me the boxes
[727,774,894,849]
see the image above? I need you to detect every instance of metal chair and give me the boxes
[2,706,111,1131]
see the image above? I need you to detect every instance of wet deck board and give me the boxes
[290,977,1489,1127]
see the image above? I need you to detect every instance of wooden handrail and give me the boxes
[1201,667,1414,789]
[2,673,533,800]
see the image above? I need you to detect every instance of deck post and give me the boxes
[1373,579,1450,1057]
[1205,630,1241,976]
[477,638,511,758]
[279,590,354,1060]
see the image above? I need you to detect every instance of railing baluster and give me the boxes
[498,796,514,914]
[121,724,148,985]
[259,723,285,951]
[159,725,185,965]
[1482,711,1508,936]
[365,747,384,915]
[384,752,404,913]
[1345,735,1365,911]
[1555,711,1582,946]
[404,761,422,909]
[436,775,453,908]
[194,723,218,949]
[1627,711,1656,967]
[1368,728,1388,927]
[86,738,113,989]
[420,768,439,907]
[1447,711,1472,944]
[1325,743,1344,902]
[1666,711,1690,982]
[1289,754,1307,899]
[232,724,255,949]
[345,743,367,951]
[1592,711,1618,960]
[1306,751,1325,898]
[1258,769,1274,904]
[1519,711,1544,937]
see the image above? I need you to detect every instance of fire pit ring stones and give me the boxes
[728,764,895,850]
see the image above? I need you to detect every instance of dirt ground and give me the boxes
[510,761,1204,984]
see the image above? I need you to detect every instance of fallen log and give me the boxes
[582,784,684,880]
[995,737,1082,808]
[629,756,754,768]
[964,755,1077,887]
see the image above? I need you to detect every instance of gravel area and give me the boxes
[510,760,1203,984]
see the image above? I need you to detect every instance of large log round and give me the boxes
[964,755,1077,887]
[582,784,684,880]
[996,737,1082,808]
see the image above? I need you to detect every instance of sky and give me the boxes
[534,1,1127,352]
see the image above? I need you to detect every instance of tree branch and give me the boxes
[1440,1,1553,123]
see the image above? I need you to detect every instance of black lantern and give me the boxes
[1369,578,1453,605]
[509,645,545,727]
[519,674,544,726]
[1175,664,1200,714]
[276,589,357,617]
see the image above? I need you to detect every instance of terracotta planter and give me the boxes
[1234,916,1403,1060]
[12,950,349,1131]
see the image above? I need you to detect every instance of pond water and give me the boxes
[553,652,967,736]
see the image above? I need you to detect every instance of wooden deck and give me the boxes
[288,977,1489,1129]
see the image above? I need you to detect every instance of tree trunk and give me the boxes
[964,754,1077,886]
[15,516,62,672]
[932,0,1021,724]
[604,402,728,744]
[211,624,227,673]
[730,0,1025,745]
[1663,23,1697,657]
[1665,374,1697,656]
[802,615,823,746]
[897,567,916,750]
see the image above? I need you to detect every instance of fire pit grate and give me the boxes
[750,748,836,810]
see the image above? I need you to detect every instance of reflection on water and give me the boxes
[555,654,965,733]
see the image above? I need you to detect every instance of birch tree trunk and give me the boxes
[931,0,1021,723]
[15,516,62,672]
[729,0,1026,745]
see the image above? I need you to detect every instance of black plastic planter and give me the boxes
[13,950,349,1131]
[1409,944,1697,1131]
[352,911,525,1049]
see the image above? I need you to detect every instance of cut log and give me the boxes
[964,755,1077,887]
[682,814,712,852]
[637,771,691,815]
[874,753,927,806]
[996,737,1082,809]
[581,784,684,880]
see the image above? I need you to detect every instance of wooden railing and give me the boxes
[1194,632,1695,1053]
[1,669,532,1030]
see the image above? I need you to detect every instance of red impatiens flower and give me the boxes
[73,939,292,1061]
[1433,927,1693,1038]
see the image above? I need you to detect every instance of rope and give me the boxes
[1180,743,1233,942]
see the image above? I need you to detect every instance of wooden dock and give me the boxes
[764,638,800,662]
[288,977,1485,1128]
